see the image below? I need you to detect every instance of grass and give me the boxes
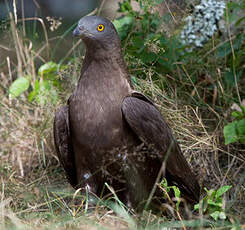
[0,1,245,229]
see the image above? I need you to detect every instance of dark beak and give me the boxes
[72,26,80,37]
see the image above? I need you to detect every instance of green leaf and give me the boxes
[113,16,133,40]
[118,0,133,13]
[141,52,158,63]
[210,211,221,221]
[206,188,216,199]
[153,0,164,4]
[224,121,238,145]
[130,75,137,85]
[224,70,234,86]
[231,111,244,119]
[241,106,245,114]
[215,185,232,198]
[227,1,241,10]
[207,199,222,207]
[9,77,30,98]
[194,203,199,210]
[171,185,181,211]
[38,61,58,77]
[161,178,168,187]
[210,211,227,220]
[224,70,242,87]
[132,36,145,50]
[217,36,242,59]
[235,16,245,26]
[237,119,245,144]
[160,178,170,192]
[219,211,227,220]
[28,80,39,102]
[172,186,180,199]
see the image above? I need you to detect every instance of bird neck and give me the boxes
[86,43,123,61]
[79,46,131,85]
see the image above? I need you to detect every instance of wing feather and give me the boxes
[53,105,77,187]
[122,94,200,203]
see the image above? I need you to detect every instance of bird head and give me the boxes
[73,16,121,52]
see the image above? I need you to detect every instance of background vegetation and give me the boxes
[0,0,244,229]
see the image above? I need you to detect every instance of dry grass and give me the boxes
[0,4,245,230]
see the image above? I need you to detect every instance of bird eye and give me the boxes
[97,24,104,32]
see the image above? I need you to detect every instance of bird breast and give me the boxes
[69,61,132,152]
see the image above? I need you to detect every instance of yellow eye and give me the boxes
[97,24,104,32]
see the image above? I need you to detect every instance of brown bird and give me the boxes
[54,15,200,210]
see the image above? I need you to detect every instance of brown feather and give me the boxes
[53,105,77,187]
[122,95,200,203]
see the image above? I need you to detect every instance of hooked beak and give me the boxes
[72,26,81,37]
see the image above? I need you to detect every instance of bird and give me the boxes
[53,15,200,210]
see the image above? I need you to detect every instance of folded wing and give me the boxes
[53,105,77,187]
[121,93,200,203]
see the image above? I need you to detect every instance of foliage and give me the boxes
[114,0,245,149]
[9,76,30,98]
[8,61,66,105]
[114,0,184,81]
[113,16,134,40]
[226,0,245,27]
[114,0,244,94]
[194,186,232,221]
[160,178,181,211]
[224,106,245,145]
[160,179,233,222]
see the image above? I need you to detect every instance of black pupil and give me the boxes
[99,25,102,29]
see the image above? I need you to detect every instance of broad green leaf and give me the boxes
[210,211,221,221]
[113,16,133,40]
[219,211,227,220]
[172,186,180,198]
[194,203,199,210]
[28,80,40,102]
[28,91,35,102]
[207,199,222,207]
[231,111,244,119]
[215,185,232,198]
[38,61,58,76]
[9,77,30,98]
[224,121,238,145]
[171,185,181,211]
[237,119,245,144]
